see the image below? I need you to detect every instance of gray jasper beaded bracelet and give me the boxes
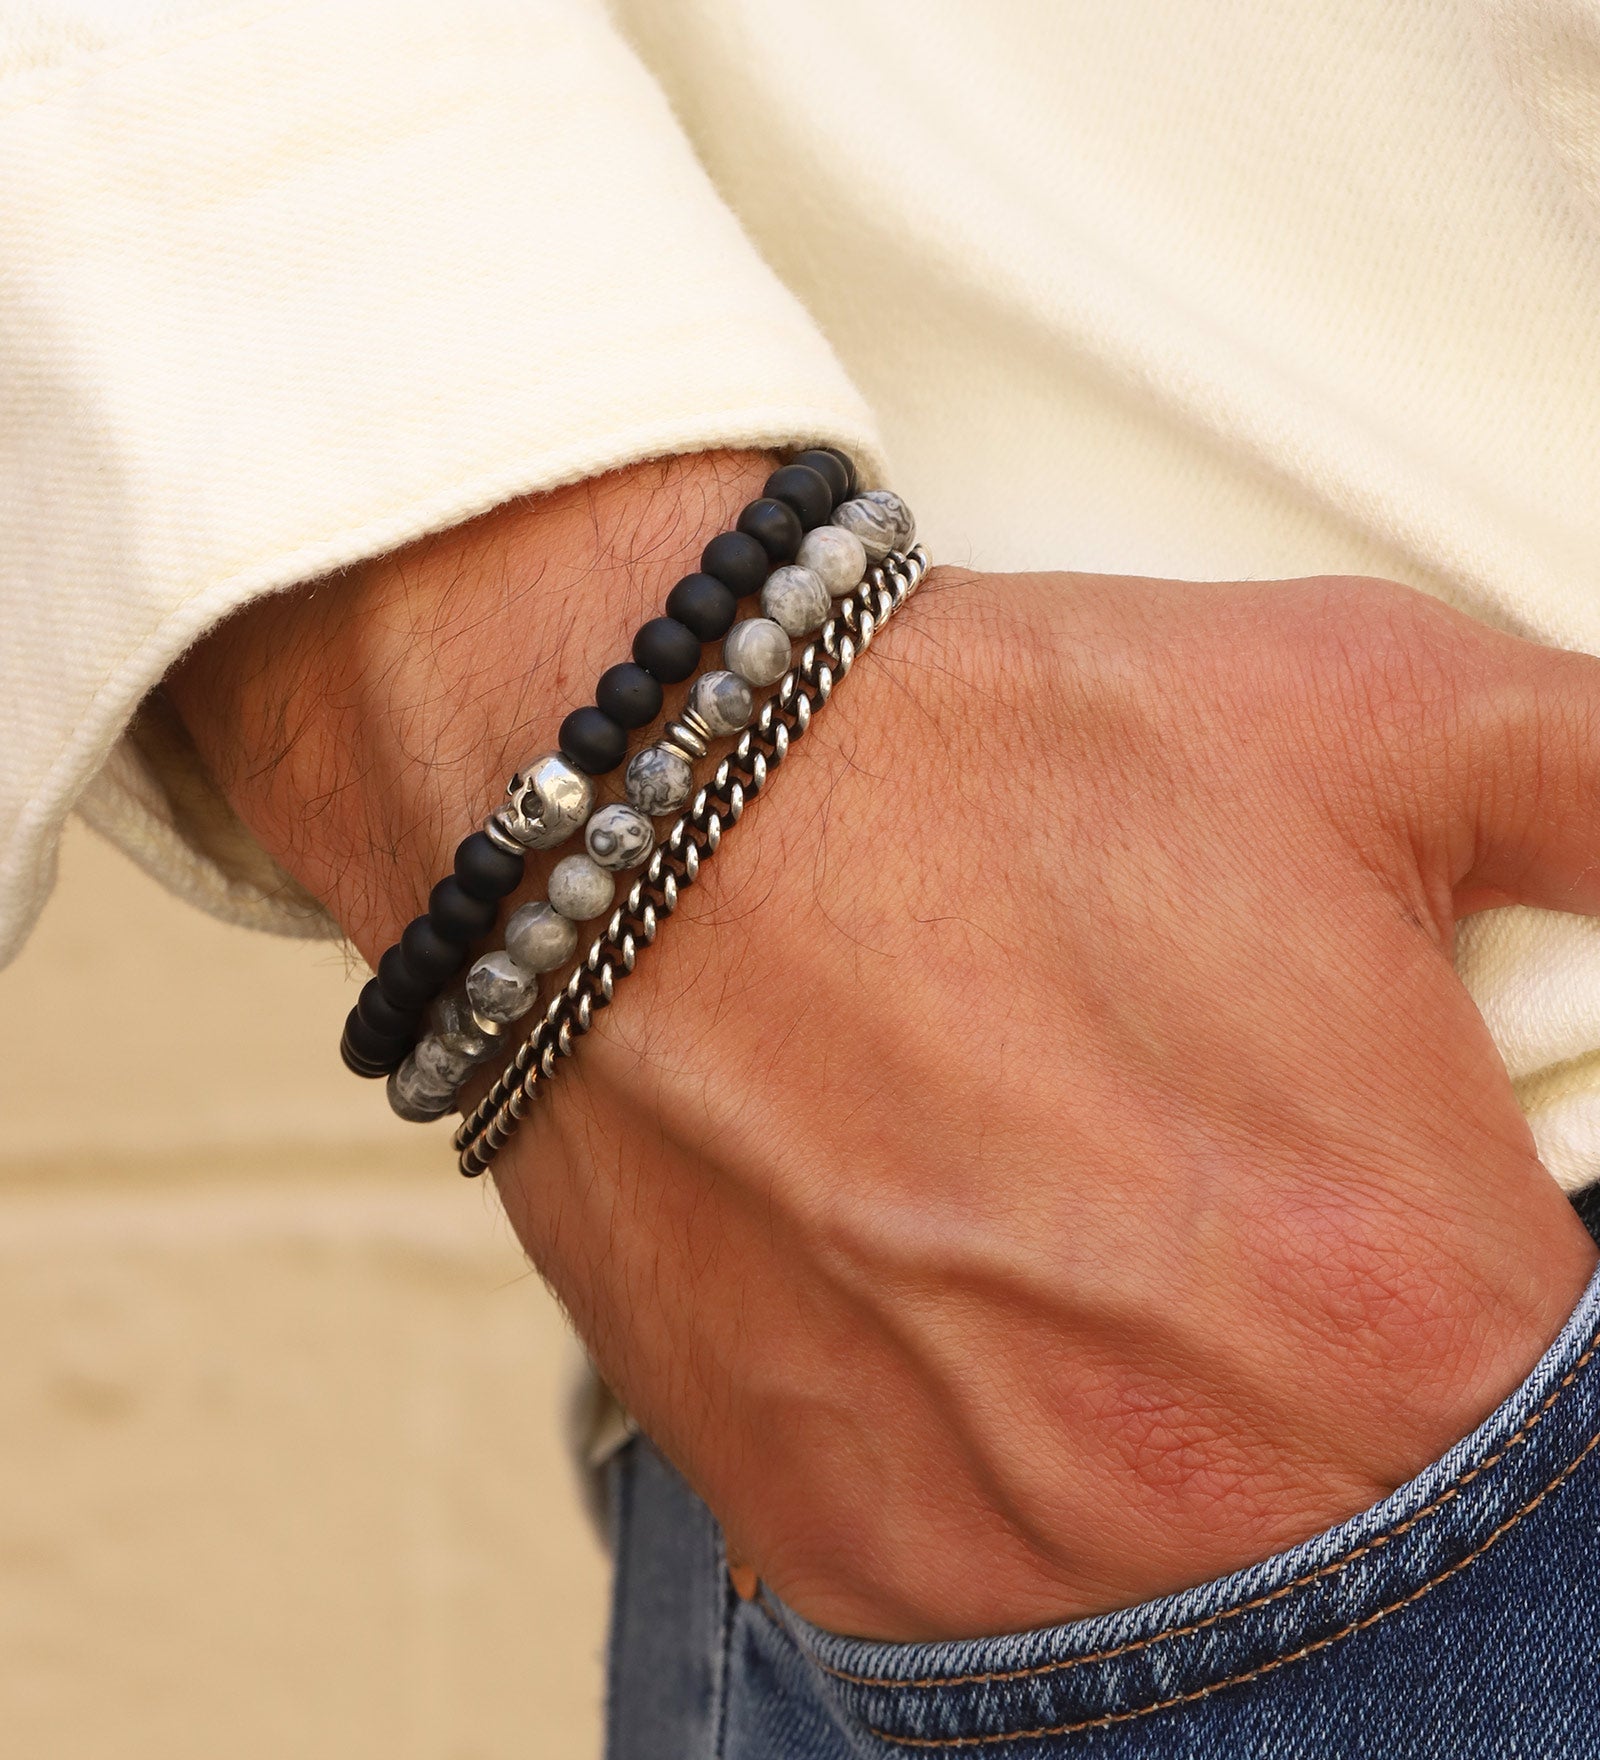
[450,543,929,1175]
[336,447,917,1109]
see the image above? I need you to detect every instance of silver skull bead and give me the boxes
[500,752,593,850]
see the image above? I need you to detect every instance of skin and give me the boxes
[169,449,1600,1641]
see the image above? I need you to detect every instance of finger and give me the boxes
[1450,634,1600,919]
[1296,579,1600,923]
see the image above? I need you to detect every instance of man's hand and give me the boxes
[168,457,1600,1643]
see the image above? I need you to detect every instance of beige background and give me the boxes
[0,822,608,1758]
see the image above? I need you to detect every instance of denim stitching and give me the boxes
[859,1425,1600,1747]
[816,1323,1600,1693]
[714,1531,736,1759]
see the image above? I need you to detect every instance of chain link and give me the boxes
[453,544,929,1176]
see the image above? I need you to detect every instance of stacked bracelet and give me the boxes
[339,446,917,1117]
[389,491,918,1123]
[452,544,928,1175]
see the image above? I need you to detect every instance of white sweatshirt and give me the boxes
[5,0,1600,1188]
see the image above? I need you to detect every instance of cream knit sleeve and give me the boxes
[0,0,881,965]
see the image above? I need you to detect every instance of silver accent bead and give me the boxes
[585,803,655,871]
[831,492,914,562]
[505,899,579,973]
[760,564,831,637]
[686,669,755,736]
[466,950,541,1024]
[500,752,594,850]
[429,989,502,1060]
[723,617,792,687]
[388,1056,456,1122]
[548,853,616,921]
[797,525,867,597]
[625,744,694,816]
[659,712,710,763]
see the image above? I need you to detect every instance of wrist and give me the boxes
[166,449,777,963]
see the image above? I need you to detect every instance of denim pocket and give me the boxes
[775,1260,1600,1757]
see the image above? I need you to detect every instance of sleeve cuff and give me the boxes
[0,0,882,962]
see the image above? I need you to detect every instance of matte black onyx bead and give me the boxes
[764,463,833,530]
[820,445,857,498]
[559,704,628,775]
[428,876,497,942]
[401,914,466,985]
[666,572,738,641]
[377,943,436,1011]
[341,1028,392,1079]
[700,530,769,597]
[343,1008,408,1071]
[632,616,702,683]
[595,662,664,730]
[357,977,418,1039]
[453,830,525,901]
[737,497,803,562]
[791,449,849,506]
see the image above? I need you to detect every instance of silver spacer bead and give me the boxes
[659,706,713,763]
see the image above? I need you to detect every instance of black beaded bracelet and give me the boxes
[340,446,872,1085]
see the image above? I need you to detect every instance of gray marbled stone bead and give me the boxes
[859,488,914,549]
[465,949,541,1024]
[501,752,594,850]
[585,803,655,871]
[831,492,913,562]
[687,669,755,736]
[505,899,579,973]
[625,743,693,817]
[796,524,867,597]
[430,988,501,1061]
[759,564,831,637]
[723,617,792,687]
[387,1056,456,1122]
[548,852,616,921]
[413,1032,478,1091]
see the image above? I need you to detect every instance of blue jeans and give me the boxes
[606,1219,1600,1757]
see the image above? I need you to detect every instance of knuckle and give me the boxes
[1264,578,1503,816]
[1290,576,1474,719]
